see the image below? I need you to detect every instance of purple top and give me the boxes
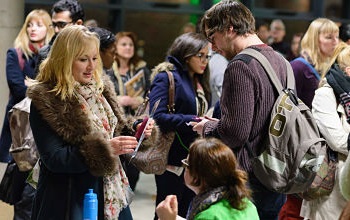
[290,58,320,109]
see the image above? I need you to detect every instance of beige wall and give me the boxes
[0,0,24,127]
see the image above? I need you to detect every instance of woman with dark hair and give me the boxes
[156,138,259,220]
[149,32,211,219]
[340,23,350,44]
[88,27,117,76]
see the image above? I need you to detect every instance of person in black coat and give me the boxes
[0,9,54,220]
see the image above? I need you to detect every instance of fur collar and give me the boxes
[150,62,174,82]
[27,75,134,176]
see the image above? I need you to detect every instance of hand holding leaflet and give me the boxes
[129,98,161,161]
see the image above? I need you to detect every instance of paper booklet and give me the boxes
[124,69,145,97]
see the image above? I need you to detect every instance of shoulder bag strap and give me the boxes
[165,70,175,113]
[135,70,175,116]
[15,48,25,71]
[239,48,295,94]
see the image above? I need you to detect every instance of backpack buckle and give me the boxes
[284,89,298,106]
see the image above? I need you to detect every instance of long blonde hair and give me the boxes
[36,25,103,100]
[322,42,350,78]
[300,18,339,75]
[14,9,54,60]
[336,44,350,72]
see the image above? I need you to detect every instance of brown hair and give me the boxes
[188,137,251,210]
[115,31,141,66]
[200,0,255,41]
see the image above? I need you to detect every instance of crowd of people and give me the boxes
[2,0,350,219]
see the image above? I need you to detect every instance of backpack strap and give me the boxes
[239,48,295,94]
[135,70,175,116]
[15,48,25,71]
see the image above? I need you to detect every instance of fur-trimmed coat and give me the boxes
[27,75,158,220]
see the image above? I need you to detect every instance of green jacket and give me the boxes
[194,198,259,220]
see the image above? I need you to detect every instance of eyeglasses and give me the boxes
[181,158,189,168]
[195,53,211,62]
[205,29,216,43]
[50,21,72,29]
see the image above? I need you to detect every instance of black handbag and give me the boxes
[0,161,28,205]
[0,162,16,204]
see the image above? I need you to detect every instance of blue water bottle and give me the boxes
[83,189,98,220]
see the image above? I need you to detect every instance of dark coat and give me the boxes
[149,57,201,166]
[0,48,38,162]
[27,76,158,220]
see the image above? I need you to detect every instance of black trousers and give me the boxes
[14,183,35,220]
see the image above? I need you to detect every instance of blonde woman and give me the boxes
[28,25,157,220]
[0,8,53,219]
[291,18,339,108]
[299,42,350,219]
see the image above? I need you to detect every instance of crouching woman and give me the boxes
[156,138,259,220]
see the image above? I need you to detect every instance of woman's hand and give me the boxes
[156,195,178,220]
[110,136,138,155]
[142,118,154,138]
[192,116,218,135]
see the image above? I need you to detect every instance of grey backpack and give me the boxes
[240,48,327,194]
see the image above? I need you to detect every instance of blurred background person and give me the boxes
[84,18,98,27]
[0,9,54,219]
[339,23,350,44]
[88,26,116,76]
[255,19,270,44]
[208,49,228,109]
[269,19,291,58]
[36,0,85,69]
[112,31,151,115]
[286,32,303,61]
[181,22,196,34]
[111,31,151,191]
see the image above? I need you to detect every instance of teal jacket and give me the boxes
[194,198,259,220]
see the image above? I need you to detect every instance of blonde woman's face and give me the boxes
[116,36,134,60]
[187,45,210,75]
[27,18,48,45]
[72,46,99,84]
[319,32,339,57]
